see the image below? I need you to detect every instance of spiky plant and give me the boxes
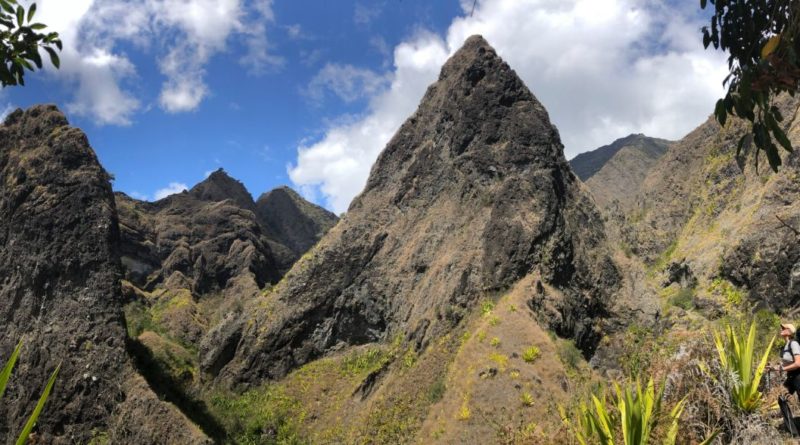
[561,378,689,445]
[709,320,775,412]
[1,340,60,445]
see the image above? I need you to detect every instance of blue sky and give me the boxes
[6,0,726,213]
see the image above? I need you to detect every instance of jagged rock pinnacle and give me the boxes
[208,35,618,385]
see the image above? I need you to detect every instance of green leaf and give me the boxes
[28,50,40,68]
[0,0,15,15]
[736,134,748,158]
[0,340,22,398]
[29,23,45,30]
[761,35,780,59]
[766,143,782,171]
[14,56,31,70]
[714,99,727,126]
[698,430,720,445]
[25,2,34,23]
[700,0,707,8]
[43,45,58,68]
[15,4,22,25]
[14,362,60,445]
[771,125,793,153]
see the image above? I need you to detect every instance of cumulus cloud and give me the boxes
[304,63,390,105]
[290,31,448,213]
[289,0,728,213]
[35,0,281,124]
[154,182,189,200]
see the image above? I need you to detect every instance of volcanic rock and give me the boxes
[209,35,621,385]
[255,186,338,258]
[571,134,672,211]
[0,105,209,444]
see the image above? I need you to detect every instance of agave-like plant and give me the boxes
[710,321,775,412]
[1,340,60,445]
[562,378,689,445]
[617,379,685,445]
[561,392,614,445]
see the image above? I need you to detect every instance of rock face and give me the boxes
[570,134,671,182]
[256,186,338,258]
[117,169,337,294]
[0,105,209,444]
[610,95,800,311]
[116,174,283,297]
[570,134,672,211]
[210,35,620,386]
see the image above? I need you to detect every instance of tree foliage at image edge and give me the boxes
[0,0,61,87]
[701,0,799,171]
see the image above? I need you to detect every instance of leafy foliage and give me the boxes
[0,0,61,87]
[522,345,540,363]
[561,378,687,445]
[701,0,798,171]
[1,340,60,445]
[708,320,775,412]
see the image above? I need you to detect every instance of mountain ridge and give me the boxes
[570,133,672,182]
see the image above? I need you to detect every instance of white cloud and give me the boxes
[0,103,15,123]
[129,191,149,200]
[304,63,390,105]
[289,0,728,213]
[289,31,448,213]
[285,24,306,40]
[34,0,280,124]
[369,35,391,67]
[354,2,384,25]
[154,182,189,200]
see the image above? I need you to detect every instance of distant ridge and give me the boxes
[570,133,672,182]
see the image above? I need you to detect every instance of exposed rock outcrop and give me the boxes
[209,35,621,386]
[0,105,209,444]
[116,181,283,297]
[255,186,338,259]
[571,134,672,211]
[605,95,800,311]
[570,134,671,182]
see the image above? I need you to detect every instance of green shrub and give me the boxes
[668,288,695,310]
[708,278,745,307]
[209,385,306,444]
[522,346,541,363]
[428,377,446,403]
[481,300,494,317]
[520,392,534,407]
[557,340,583,370]
[340,348,387,376]
[488,352,508,371]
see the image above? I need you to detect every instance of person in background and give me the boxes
[773,322,800,397]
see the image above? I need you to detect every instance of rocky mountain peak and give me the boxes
[0,104,209,443]
[570,133,672,182]
[209,35,619,385]
[254,186,338,257]
[2,104,69,136]
[189,167,254,209]
[256,185,299,203]
[359,35,563,211]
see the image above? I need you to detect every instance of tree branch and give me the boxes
[776,214,800,236]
